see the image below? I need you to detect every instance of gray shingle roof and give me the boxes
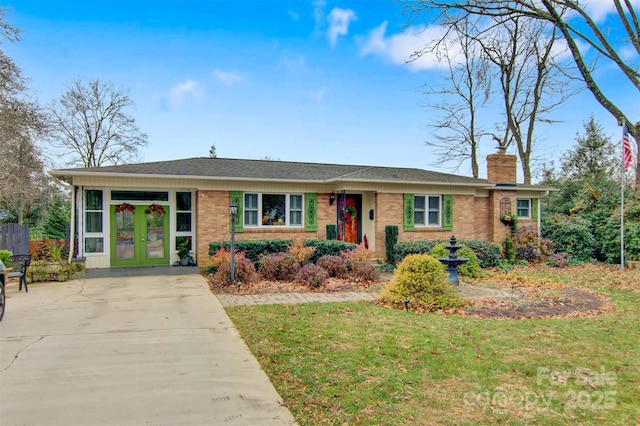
[51,157,491,185]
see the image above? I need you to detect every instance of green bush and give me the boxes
[502,236,516,262]
[326,224,338,240]
[210,239,356,266]
[458,240,502,268]
[593,216,640,264]
[378,254,466,312]
[393,239,501,269]
[384,225,398,263]
[428,243,484,278]
[542,215,595,262]
[0,249,12,267]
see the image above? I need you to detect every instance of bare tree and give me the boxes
[406,0,640,185]
[419,17,490,177]
[479,17,577,183]
[0,10,48,224]
[48,79,148,167]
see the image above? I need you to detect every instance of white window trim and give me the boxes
[84,189,105,255]
[243,193,305,228]
[414,195,442,227]
[516,198,531,219]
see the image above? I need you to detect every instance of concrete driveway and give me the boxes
[0,273,296,425]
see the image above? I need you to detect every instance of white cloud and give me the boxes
[212,69,244,87]
[359,22,448,71]
[279,55,308,72]
[168,79,200,109]
[307,88,326,102]
[288,9,299,20]
[313,0,326,33]
[327,7,357,46]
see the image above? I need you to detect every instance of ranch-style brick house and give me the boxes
[49,152,551,269]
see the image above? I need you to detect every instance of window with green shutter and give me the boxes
[404,194,414,231]
[230,191,243,233]
[443,194,453,231]
[305,193,317,231]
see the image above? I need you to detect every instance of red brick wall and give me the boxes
[196,189,536,263]
[196,191,338,263]
[487,153,517,184]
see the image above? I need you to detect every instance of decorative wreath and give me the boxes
[116,203,135,213]
[146,203,165,215]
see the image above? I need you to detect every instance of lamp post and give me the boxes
[229,202,238,283]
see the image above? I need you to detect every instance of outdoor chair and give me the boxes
[9,254,32,292]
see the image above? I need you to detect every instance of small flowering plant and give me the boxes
[116,203,135,213]
[146,203,165,216]
[500,211,518,230]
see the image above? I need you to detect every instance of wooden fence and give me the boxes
[0,223,30,255]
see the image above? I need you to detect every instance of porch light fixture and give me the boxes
[229,202,238,283]
[329,192,336,205]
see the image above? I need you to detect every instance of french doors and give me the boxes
[110,205,169,266]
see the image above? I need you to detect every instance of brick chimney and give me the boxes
[487,152,517,184]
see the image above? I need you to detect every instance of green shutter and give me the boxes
[305,193,317,231]
[404,194,414,232]
[532,198,539,221]
[230,191,243,233]
[443,194,453,231]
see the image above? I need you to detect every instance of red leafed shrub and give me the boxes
[259,252,301,281]
[316,255,348,278]
[209,249,258,285]
[295,263,329,288]
[349,260,379,282]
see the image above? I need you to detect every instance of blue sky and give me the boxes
[2,0,636,181]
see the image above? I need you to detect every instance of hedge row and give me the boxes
[392,239,502,268]
[208,239,357,266]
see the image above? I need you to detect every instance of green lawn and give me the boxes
[225,265,639,425]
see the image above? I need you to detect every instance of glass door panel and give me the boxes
[145,212,165,259]
[115,210,135,259]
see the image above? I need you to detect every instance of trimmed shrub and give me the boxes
[349,260,380,282]
[512,226,555,264]
[208,248,258,284]
[209,240,289,266]
[212,258,258,285]
[542,214,595,262]
[286,238,316,263]
[428,242,484,278]
[295,263,329,288]
[316,255,348,278]
[378,254,466,312]
[384,225,398,263]
[458,240,502,268]
[306,240,356,263]
[258,252,300,281]
[326,224,338,240]
[394,239,501,269]
[502,236,515,262]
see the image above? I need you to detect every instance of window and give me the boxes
[244,193,304,227]
[176,192,192,232]
[517,199,531,219]
[414,195,441,227]
[84,190,104,253]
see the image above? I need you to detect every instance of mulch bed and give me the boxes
[464,286,612,319]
